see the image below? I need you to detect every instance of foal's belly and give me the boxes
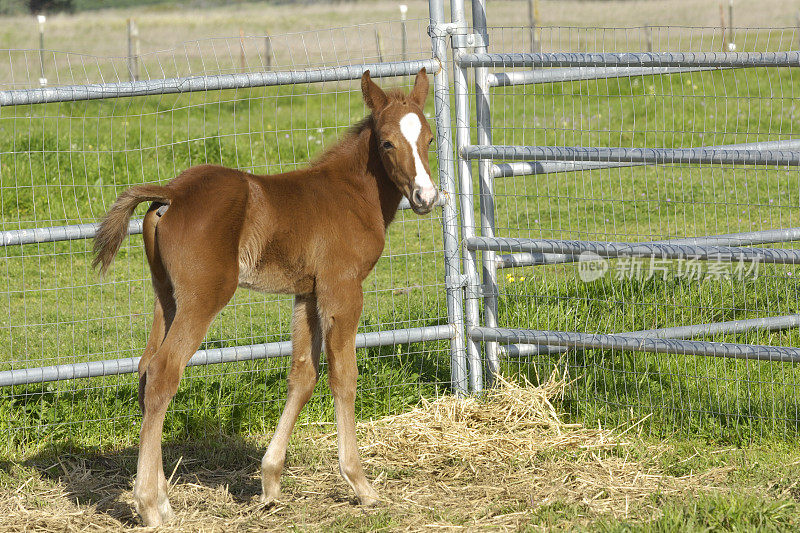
[236,219,316,295]
[237,262,314,295]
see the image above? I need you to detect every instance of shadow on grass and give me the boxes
[0,434,270,527]
[0,334,452,524]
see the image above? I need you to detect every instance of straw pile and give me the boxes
[349,370,729,527]
[0,369,729,531]
[360,371,612,468]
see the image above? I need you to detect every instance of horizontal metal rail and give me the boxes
[472,326,800,363]
[497,252,567,268]
[468,236,800,264]
[0,58,438,107]
[488,65,719,87]
[0,324,454,387]
[0,195,441,247]
[660,227,800,247]
[500,344,565,357]
[493,160,640,178]
[496,227,800,269]
[1,220,143,247]
[490,139,800,178]
[457,51,800,69]
[499,314,800,357]
[464,145,800,167]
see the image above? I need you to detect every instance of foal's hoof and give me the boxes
[158,500,176,524]
[136,510,165,528]
[358,492,382,508]
[134,501,172,527]
[259,492,281,508]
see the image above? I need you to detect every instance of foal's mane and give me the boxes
[311,89,410,168]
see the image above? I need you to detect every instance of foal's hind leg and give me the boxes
[261,294,322,504]
[138,204,174,414]
[138,210,179,522]
[138,291,174,413]
[133,290,234,526]
[136,284,178,522]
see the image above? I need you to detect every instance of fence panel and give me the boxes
[462,23,800,437]
[0,19,460,450]
[9,4,800,448]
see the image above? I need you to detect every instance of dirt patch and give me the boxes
[0,371,729,531]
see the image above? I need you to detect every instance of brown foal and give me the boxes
[92,69,436,526]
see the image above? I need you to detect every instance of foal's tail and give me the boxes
[92,184,173,276]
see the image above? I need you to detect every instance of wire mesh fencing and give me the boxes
[0,18,458,451]
[7,0,800,451]
[462,23,800,438]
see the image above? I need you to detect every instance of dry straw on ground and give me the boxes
[0,370,727,531]
[355,371,729,526]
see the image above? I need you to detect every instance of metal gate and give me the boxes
[447,1,800,432]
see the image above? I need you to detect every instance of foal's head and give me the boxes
[361,69,439,215]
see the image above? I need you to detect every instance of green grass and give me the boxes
[3,41,800,462]
[511,438,800,531]
[590,437,800,531]
[500,264,800,442]
[599,494,800,532]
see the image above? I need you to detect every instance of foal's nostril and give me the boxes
[412,188,423,206]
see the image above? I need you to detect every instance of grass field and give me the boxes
[6,375,800,530]
[3,0,800,530]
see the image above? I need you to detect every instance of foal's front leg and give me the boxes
[261,294,322,504]
[319,284,380,505]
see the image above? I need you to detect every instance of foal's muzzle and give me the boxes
[410,187,439,215]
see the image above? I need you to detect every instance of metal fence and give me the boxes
[454,6,800,435]
[5,0,800,447]
[0,17,466,448]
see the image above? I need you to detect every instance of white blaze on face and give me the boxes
[399,112,436,204]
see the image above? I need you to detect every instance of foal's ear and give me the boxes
[409,68,429,108]
[361,70,389,112]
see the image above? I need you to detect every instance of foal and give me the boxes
[92,69,436,526]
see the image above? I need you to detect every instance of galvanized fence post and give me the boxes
[450,0,484,393]
[471,0,500,382]
[428,0,469,396]
[127,18,139,82]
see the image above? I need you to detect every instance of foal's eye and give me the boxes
[382,140,394,150]
[428,137,435,146]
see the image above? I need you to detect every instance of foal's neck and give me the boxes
[315,116,403,229]
[364,127,404,229]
